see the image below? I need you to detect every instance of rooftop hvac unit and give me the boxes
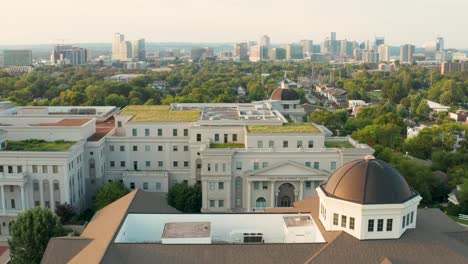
[243,233,264,243]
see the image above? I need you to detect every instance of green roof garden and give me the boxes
[324,141,354,148]
[120,105,201,122]
[247,123,321,134]
[5,140,76,151]
[210,143,245,149]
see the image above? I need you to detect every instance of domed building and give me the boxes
[268,79,305,122]
[317,155,422,240]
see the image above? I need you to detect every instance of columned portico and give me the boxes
[1,186,5,215]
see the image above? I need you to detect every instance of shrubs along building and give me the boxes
[0,101,372,235]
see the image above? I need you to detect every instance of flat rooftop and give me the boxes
[120,105,201,122]
[115,213,325,244]
[247,123,321,133]
[162,222,211,239]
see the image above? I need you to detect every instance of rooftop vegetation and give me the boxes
[210,143,245,149]
[247,123,321,133]
[324,141,354,148]
[5,140,76,151]
[120,105,201,122]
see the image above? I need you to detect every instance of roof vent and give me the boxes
[364,155,375,160]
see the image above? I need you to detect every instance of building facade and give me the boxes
[3,50,32,66]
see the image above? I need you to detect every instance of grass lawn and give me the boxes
[247,123,321,133]
[448,215,468,225]
[6,140,75,151]
[325,141,354,148]
[210,143,245,149]
[121,105,201,122]
[369,90,382,100]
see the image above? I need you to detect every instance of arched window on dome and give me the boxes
[255,197,266,208]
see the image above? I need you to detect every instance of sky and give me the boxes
[1,0,468,49]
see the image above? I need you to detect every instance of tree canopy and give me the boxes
[95,182,130,210]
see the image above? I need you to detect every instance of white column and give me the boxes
[246,180,251,212]
[49,182,55,212]
[1,185,5,215]
[299,181,304,200]
[39,180,44,207]
[270,181,275,207]
[20,185,26,211]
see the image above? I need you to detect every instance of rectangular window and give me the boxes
[314,162,319,169]
[218,182,224,190]
[236,162,242,170]
[253,162,259,170]
[215,134,220,142]
[157,128,162,136]
[32,165,38,173]
[17,166,22,173]
[269,140,274,148]
[120,161,125,167]
[257,141,263,148]
[173,161,178,167]
[173,145,178,152]
[173,129,177,136]
[305,181,311,189]
[120,145,125,152]
[218,200,224,208]
[143,182,148,190]
[42,165,48,173]
[196,134,201,142]
[262,162,268,168]
[209,200,215,208]
[283,140,288,148]
[146,161,151,167]
[406,213,410,226]
[54,182,59,191]
[132,128,137,136]
[207,164,211,171]
[158,146,163,151]
[232,134,238,142]
[53,165,58,173]
[133,145,138,151]
[184,145,189,151]
[331,161,337,170]
[130,182,135,189]
[297,140,303,148]
[145,145,150,151]
[158,161,163,167]
[341,215,347,228]
[184,161,189,167]
[333,213,339,225]
[368,219,374,232]
[410,211,414,224]
[308,140,314,148]
[262,182,268,190]
[305,162,311,167]
[110,145,114,152]
[215,164,219,172]
[145,128,150,136]
[209,182,215,190]
[350,217,355,230]
[386,219,393,231]
[11,199,15,209]
[254,182,260,190]
[183,129,188,136]
[110,161,115,167]
[377,219,384,232]
[10,186,14,192]
[156,182,161,190]
[402,216,406,228]
[117,121,122,127]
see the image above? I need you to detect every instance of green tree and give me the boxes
[55,203,76,224]
[8,207,65,264]
[167,183,202,212]
[95,182,129,210]
[104,93,127,107]
[415,100,430,119]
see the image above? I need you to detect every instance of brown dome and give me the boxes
[270,87,300,101]
[322,157,417,204]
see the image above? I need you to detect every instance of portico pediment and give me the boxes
[245,160,329,179]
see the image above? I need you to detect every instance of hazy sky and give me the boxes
[2,0,467,48]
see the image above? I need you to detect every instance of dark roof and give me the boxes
[103,243,324,264]
[128,191,181,214]
[271,87,300,101]
[41,237,92,264]
[322,157,417,204]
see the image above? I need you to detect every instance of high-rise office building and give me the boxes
[269,48,286,61]
[300,40,314,54]
[120,41,133,62]
[233,42,249,61]
[50,45,87,65]
[362,50,378,64]
[436,37,444,52]
[285,44,303,60]
[400,44,415,64]
[375,37,385,47]
[249,45,263,62]
[112,33,125,61]
[377,45,390,62]
[3,50,32,66]
[260,35,271,61]
[132,39,146,61]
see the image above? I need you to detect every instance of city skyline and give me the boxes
[1,0,468,49]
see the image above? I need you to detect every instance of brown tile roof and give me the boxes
[41,237,91,264]
[33,119,92,127]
